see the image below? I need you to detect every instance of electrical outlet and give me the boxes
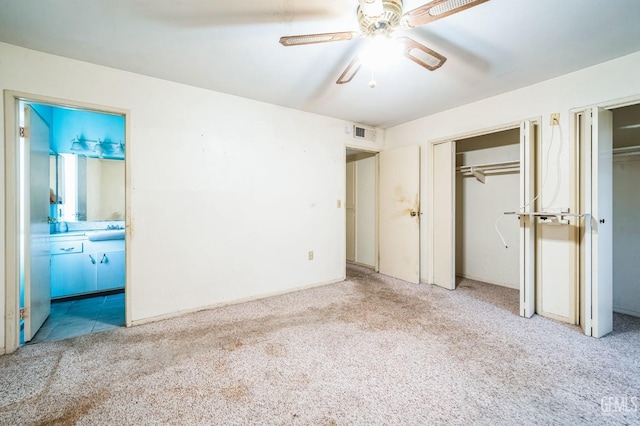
[550,113,560,126]
[308,251,314,260]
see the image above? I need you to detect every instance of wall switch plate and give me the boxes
[308,251,314,260]
[550,113,560,126]
[337,200,341,208]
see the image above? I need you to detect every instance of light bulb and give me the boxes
[359,35,402,70]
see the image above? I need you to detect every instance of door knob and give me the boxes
[410,211,418,217]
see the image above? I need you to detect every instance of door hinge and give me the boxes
[19,126,26,137]
[20,307,29,319]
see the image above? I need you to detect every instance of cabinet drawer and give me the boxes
[50,241,84,255]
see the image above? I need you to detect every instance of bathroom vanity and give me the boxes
[50,231,124,299]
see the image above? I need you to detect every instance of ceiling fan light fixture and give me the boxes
[359,34,401,69]
[358,0,385,18]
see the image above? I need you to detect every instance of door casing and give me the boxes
[3,90,132,354]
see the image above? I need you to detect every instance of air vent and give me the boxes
[353,124,376,142]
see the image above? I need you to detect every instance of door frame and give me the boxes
[572,94,640,337]
[3,90,132,354]
[427,118,541,307]
[344,145,380,273]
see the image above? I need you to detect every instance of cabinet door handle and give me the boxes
[60,247,75,252]
[100,254,107,264]
[89,255,96,264]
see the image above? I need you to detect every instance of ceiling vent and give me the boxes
[353,124,376,142]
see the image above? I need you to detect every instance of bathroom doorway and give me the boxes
[4,91,130,352]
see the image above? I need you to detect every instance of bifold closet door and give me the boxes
[520,121,535,318]
[583,107,613,337]
[431,140,456,290]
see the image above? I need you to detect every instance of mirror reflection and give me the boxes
[51,154,125,223]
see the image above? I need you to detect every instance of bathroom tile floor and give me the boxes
[29,292,125,344]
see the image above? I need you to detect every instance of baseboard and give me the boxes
[347,261,375,270]
[456,273,519,290]
[130,277,345,327]
[614,306,640,318]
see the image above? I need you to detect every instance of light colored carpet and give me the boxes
[1,264,639,425]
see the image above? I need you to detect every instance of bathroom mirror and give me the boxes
[51,153,125,222]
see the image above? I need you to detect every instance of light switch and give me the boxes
[337,200,341,208]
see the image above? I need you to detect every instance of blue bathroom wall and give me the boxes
[51,108,125,159]
[27,103,125,159]
[30,104,53,128]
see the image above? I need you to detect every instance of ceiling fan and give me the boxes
[279,0,489,85]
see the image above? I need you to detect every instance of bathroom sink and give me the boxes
[87,229,125,241]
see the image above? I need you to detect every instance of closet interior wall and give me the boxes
[456,129,521,289]
[612,104,640,317]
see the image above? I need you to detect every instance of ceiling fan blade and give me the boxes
[401,0,489,29]
[336,55,363,84]
[358,0,384,18]
[397,37,447,71]
[279,32,358,47]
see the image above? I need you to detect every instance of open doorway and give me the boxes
[4,93,128,351]
[345,148,377,271]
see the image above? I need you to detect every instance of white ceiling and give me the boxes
[1,0,640,129]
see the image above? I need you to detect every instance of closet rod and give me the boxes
[613,146,640,157]
[456,160,520,172]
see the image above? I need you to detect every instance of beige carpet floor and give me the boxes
[1,264,639,425]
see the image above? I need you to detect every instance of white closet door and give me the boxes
[584,107,613,337]
[431,141,456,289]
[346,162,356,262]
[520,121,535,317]
[379,145,420,283]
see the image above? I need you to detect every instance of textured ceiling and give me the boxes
[1,0,640,128]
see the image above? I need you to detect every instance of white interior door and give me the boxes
[379,145,420,283]
[520,121,535,317]
[23,106,52,341]
[346,161,356,262]
[431,141,456,289]
[584,107,613,337]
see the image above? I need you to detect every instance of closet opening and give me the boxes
[455,129,522,312]
[456,129,521,286]
[611,103,640,320]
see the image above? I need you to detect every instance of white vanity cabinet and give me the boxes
[92,242,125,291]
[50,237,96,298]
[50,234,125,298]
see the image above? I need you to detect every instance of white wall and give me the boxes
[456,131,520,289]
[0,42,384,352]
[385,51,640,323]
[355,156,376,268]
[613,153,640,317]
